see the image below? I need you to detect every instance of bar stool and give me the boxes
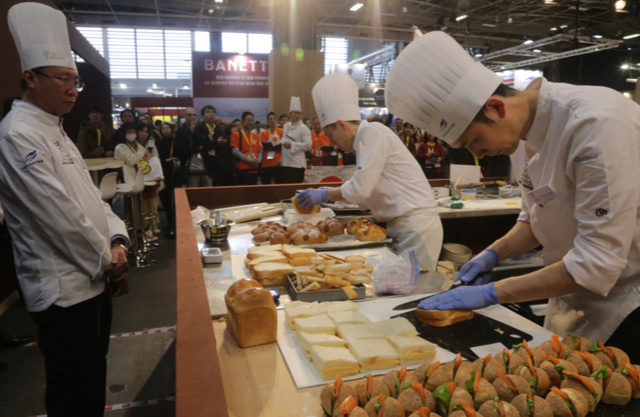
[116,168,150,268]
[99,172,118,201]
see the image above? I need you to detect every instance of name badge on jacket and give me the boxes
[528,185,556,208]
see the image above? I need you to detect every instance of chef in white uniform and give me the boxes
[279,96,312,183]
[298,73,444,272]
[386,31,640,357]
[1,3,130,415]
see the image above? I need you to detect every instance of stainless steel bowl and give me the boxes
[197,218,236,242]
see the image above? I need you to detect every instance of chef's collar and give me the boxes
[352,120,369,154]
[291,120,302,126]
[14,100,64,128]
[521,77,550,153]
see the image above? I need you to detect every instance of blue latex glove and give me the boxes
[418,283,500,311]
[297,189,328,208]
[455,249,500,285]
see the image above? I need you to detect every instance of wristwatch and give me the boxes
[111,240,128,253]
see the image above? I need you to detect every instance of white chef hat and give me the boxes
[385,31,502,144]
[289,96,302,112]
[312,73,361,128]
[8,2,77,72]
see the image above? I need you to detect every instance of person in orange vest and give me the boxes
[260,112,282,185]
[231,111,262,185]
[308,116,332,166]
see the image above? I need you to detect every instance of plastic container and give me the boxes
[201,247,223,263]
[432,187,450,198]
[284,208,335,225]
[441,243,473,265]
[461,189,478,201]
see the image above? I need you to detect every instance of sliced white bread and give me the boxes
[251,262,295,285]
[336,323,386,344]
[348,338,400,370]
[285,303,328,329]
[388,335,437,366]
[298,332,347,360]
[294,314,336,334]
[326,300,359,313]
[327,310,371,326]
[374,317,419,337]
[416,309,474,327]
[247,244,282,253]
[282,244,317,259]
[246,254,288,270]
[310,345,360,381]
[246,249,284,260]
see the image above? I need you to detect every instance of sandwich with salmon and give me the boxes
[561,334,592,352]
[589,340,629,370]
[477,395,521,417]
[511,390,553,417]
[539,334,571,360]
[492,372,530,402]
[540,354,578,387]
[511,340,546,369]
[416,361,454,392]
[407,406,442,417]
[448,403,485,417]
[471,354,506,383]
[565,351,603,377]
[355,374,391,406]
[382,366,419,398]
[460,370,498,409]
[397,381,436,414]
[338,395,368,417]
[451,353,476,386]
[595,365,632,406]
[432,382,474,416]
[515,358,551,397]
[616,358,640,399]
[560,371,603,412]
[321,375,358,417]
[545,387,589,417]
[363,394,405,417]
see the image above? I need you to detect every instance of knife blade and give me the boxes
[392,273,483,311]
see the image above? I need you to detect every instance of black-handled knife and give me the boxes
[392,274,481,311]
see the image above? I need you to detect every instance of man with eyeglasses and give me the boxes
[1,4,130,416]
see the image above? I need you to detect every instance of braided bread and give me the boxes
[356,224,387,242]
[316,218,345,236]
[346,217,374,234]
[290,228,329,245]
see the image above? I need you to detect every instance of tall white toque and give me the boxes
[385,31,502,144]
[8,2,77,72]
[312,73,362,128]
[289,96,302,112]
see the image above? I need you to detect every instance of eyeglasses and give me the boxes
[33,71,84,92]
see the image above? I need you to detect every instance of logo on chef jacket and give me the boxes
[20,151,44,171]
[439,118,456,137]
[440,119,448,131]
[595,208,608,217]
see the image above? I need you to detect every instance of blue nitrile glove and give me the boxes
[297,189,328,208]
[418,283,500,311]
[455,249,500,285]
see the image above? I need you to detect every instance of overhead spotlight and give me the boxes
[507,16,513,23]
[550,27,557,31]
[456,14,468,21]
[475,53,483,57]
[593,34,603,38]
[350,3,364,11]
[214,0,223,3]
[533,49,542,53]
[622,64,630,69]
[623,33,640,39]
[623,92,632,98]
[402,6,407,12]
[208,9,214,14]
[524,39,534,44]
[560,25,568,28]
[120,83,127,88]
[152,83,158,88]
[147,89,153,93]
[614,0,627,11]
[182,85,191,89]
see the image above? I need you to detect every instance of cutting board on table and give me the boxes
[392,310,533,361]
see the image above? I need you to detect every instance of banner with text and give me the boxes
[192,51,269,98]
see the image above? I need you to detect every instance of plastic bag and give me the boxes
[372,250,421,295]
[191,206,210,226]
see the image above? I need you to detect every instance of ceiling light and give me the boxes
[533,49,542,53]
[593,34,603,38]
[402,6,407,12]
[560,25,568,28]
[152,83,158,88]
[182,85,191,89]
[350,3,364,11]
[456,14,468,21]
[120,83,127,88]
[482,23,497,27]
[623,33,640,39]
[524,40,534,44]
[550,27,557,31]
[627,78,638,83]
[615,0,626,10]
[544,0,557,3]
[146,89,152,93]
[125,102,129,107]
[507,17,513,23]
[622,64,630,69]
[475,53,483,57]
[208,9,214,14]
[215,0,223,3]
[623,92,632,98]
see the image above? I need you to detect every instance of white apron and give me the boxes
[387,208,443,272]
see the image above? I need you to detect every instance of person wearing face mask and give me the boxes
[1,4,130,414]
[277,97,312,184]
[136,125,161,240]
[231,111,263,185]
[298,73,443,273]
[114,123,147,167]
[386,31,640,360]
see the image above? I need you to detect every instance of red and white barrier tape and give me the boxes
[29,395,176,416]
[22,326,176,347]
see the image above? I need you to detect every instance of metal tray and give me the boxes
[285,274,366,302]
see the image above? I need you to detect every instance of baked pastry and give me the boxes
[539,334,572,359]
[346,217,373,234]
[478,397,521,417]
[471,354,506,383]
[492,372,529,402]
[290,228,328,245]
[355,374,390,406]
[224,279,277,348]
[292,195,321,215]
[251,221,286,235]
[511,392,554,417]
[565,351,602,376]
[560,371,603,412]
[356,225,387,242]
[416,308,474,327]
[616,359,640,399]
[397,380,436,414]
[601,367,632,405]
[287,221,316,234]
[320,376,357,417]
[363,395,404,417]
[546,387,589,417]
[562,334,592,352]
[514,358,550,396]
[316,217,346,236]
[540,354,579,387]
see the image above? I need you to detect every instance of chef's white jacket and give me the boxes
[341,121,438,222]
[515,78,640,341]
[281,121,312,168]
[0,101,129,313]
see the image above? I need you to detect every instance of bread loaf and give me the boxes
[251,262,295,285]
[316,218,346,236]
[225,279,277,348]
[292,195,321,215]
[356,225,387,242]
[287,221,316,234]
[290,228,329,245]
[346,217,373,234]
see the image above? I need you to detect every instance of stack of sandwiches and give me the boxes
[284,300,437,380]
[245,244,321,285]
